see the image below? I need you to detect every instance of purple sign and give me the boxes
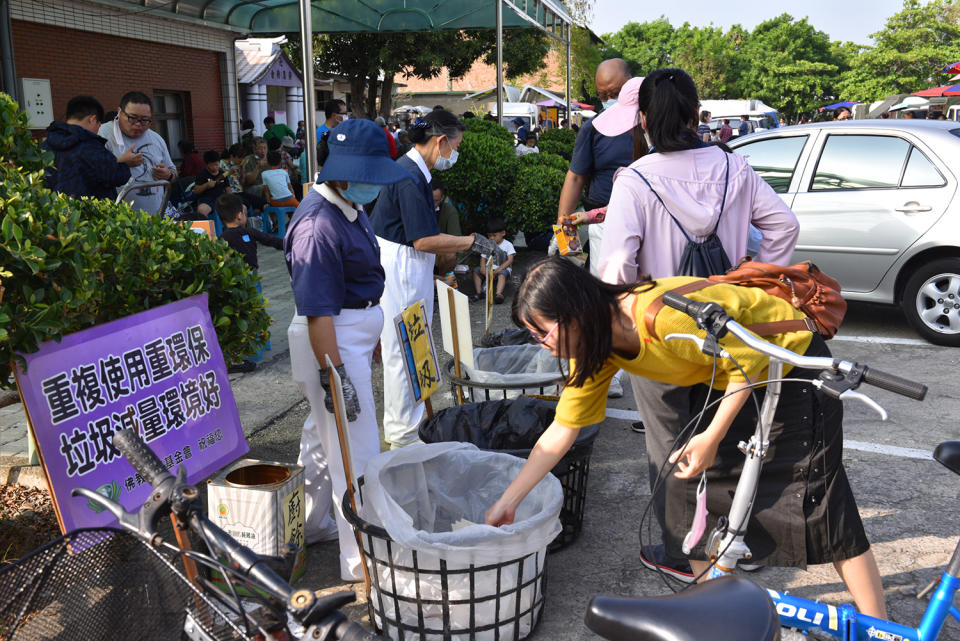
[15,294,249,532]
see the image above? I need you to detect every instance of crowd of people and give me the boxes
[38,68,896,616]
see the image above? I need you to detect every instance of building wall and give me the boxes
[9,0,240,155]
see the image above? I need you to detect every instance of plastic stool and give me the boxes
[251,280,271,362]
[263,205,295,238]
[210,209,223,236]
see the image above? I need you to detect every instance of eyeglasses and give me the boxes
[532,321,560,345]
[122,111,153,126]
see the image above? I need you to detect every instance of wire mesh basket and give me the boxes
[0,527,249,641]
[343,481,548,641]
[444,359,565,404]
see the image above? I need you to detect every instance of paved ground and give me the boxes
[3,245,960,640]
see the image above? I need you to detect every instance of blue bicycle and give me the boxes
[585,293,955,641]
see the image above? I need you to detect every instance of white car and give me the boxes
[730,119,960,346]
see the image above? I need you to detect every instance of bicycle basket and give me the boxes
[0,527,249,641]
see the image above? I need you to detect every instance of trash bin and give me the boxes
[480,328,534,348]
[418,397,598,551]
[342,443,561,641]
[447,344,566,403]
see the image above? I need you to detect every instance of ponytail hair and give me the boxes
[637,68,701,153]
[409,109,465,145]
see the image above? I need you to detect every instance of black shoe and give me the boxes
[228,360,257,374]
[494,294,505,304]
[639,544,695,583]
[469,292,484,302]
[631,421,645,433]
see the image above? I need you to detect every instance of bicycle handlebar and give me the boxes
[661,292,928,401]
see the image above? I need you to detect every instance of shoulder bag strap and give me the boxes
[643,279,713,339]
[630,168,692,242]
[711,152,730,234]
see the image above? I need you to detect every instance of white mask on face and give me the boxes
[433,137,459,171]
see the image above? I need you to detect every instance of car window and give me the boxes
[901,146,945,187]
[733,135,807,193]
[811,135,910,190]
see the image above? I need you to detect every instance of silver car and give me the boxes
[730,120,960,346]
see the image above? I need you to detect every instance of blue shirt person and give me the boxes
[283,118,409,582]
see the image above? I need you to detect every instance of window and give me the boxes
[901,147,946,187]
[153,91,187,161]
[811,135,909,190]
[734,135,807,193]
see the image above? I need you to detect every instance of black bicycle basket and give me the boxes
[0,527,251,641]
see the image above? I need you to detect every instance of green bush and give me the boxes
[463,117,513,143]
[538,139,573,160]
[519,152,569,173]
[0,92,269,388]
[443,129,517,234]
[538,127,577,147]
[503,163,566,234]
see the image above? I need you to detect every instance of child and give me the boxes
[471,217,516,304]
[216,193,284,373]
[193,150,230,217]
[216,193,283,271]
[515,133,539,157]
[261,150,299,207]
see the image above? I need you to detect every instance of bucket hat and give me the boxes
[316,119,412,185]
[593,76,645,137]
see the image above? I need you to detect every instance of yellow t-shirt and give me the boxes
[554,276,814,428]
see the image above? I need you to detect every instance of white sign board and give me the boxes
[435,280,474,370]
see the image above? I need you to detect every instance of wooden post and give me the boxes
[446,288,466,405]
[424,398,434,420]
[171,512,208,617]
[324,356,371,600]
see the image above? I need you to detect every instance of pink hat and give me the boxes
[593,76,645,137]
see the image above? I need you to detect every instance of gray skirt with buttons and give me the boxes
[656,334,870,568]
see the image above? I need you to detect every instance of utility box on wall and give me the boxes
[21,78,53,129]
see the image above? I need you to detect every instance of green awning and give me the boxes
[95,0,571,38]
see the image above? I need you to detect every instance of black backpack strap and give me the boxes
[712,152,730,234]
[630,168,692,242]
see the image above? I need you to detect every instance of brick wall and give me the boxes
[398,50,564,94]
[12,20,225,154]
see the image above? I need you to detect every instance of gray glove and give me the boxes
[318,364,360,422]
[471,233,508,266]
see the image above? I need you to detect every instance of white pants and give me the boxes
[587,220,605,277]
[288,308,382,581]
[377,237,436,446]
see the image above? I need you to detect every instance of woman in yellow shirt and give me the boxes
[486,256,886,619]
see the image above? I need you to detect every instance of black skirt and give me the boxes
[646,335,870,568]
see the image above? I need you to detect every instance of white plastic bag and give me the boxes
[461,345,565,400]
[359,442,562,566]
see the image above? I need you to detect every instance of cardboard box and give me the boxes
[207,459,306,591]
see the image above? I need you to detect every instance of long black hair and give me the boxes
[512,256,654,387]
[637,68,701,153]
[408,109,465,145]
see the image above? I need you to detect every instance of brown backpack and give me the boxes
[644,258,847,340]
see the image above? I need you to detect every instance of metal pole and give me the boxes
[565,25,571,128]
[0,0,19,104]
[299,0,317,186]
[496,0,503,126]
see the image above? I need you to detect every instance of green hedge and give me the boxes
[0,92,269,388]
[503,162,566,234]
[443,129,517,234]
[463,117,513,143]
[519,152,569,173]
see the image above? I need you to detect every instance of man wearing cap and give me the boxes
[284,118,413,582]
[512,117,529,146]
[556,58,636,399]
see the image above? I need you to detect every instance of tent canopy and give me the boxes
[95,0,571,37]
[913,85,960,97]
[820,101,859,110]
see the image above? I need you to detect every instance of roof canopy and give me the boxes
[913,85,960,97]
[94,0,571,38]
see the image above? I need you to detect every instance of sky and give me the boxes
[589,0,907,45]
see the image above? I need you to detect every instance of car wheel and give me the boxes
[901,258,960,347]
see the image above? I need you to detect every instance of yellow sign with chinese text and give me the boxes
[395,300,441,403]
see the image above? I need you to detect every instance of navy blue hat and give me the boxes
[512,117,524,125]
[316,119,411,185]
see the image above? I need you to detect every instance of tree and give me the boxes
[671,24,739,99]
[603,18,675,75]
[837,0,960,101]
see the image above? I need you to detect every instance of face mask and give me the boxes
[602,98,618,111]
[342,182,381,204]
[433,138,459,171]
[681,472,709,555]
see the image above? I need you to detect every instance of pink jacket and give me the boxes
[598,145,799,283]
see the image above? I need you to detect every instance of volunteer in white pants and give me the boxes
[284,118,410,581]
[370,110,507,448]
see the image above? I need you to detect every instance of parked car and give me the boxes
[730,120,960,346]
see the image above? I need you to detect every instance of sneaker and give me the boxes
[607,377,624,398]
[469,292,484,303]
[640,544,695,583]
[631,421,645,434]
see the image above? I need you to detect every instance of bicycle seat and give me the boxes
[934,441,960,476]
[585,575,780,641]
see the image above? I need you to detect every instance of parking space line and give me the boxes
[600,408,933,460]
[831,335,933,346]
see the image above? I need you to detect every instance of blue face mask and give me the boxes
[602,98,618,111]
[342,182,382,205]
